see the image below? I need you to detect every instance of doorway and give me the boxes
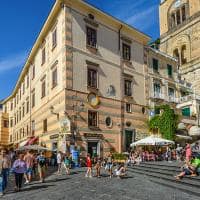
[125,130,134,152]
[87,141,98,157]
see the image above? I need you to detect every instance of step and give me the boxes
[141,161,183,169]
[135,164,181,172]
[130,164,200,181]
[148,176,200,197]
[128,167,200,188]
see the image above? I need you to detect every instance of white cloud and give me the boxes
[0,51,28,73]
[125,5,158,30]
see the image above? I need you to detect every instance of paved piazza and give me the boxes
[2,168,199,200]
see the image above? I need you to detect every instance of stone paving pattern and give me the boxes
[2,167,200,200]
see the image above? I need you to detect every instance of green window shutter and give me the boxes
[182,107,190,117]
[167,64,172,76]
[153,58,158,71]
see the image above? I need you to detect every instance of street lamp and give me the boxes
[49,106,59,120]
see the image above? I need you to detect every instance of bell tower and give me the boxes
[159,0,200,94]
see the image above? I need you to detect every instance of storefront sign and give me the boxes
[84,133,103,139]
[50,134,59,140]
[60,117,71,134]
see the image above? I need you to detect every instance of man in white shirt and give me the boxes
[57,151,62,174]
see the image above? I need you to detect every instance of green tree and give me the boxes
[148,105,178,140]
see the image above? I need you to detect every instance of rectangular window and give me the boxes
[32,92,35,108]
[41,80,46,98]
[26,99,29,114]
[154,83,161,95]
[126,103,132,113]
[122,43,131,61]
[41,47,46,65]
[182,107,190,117]
[52,28,57,48]
[32,120,35,135]
[88,110,98,127]
[19,89,21,100]
[155,107,160,115]
[19,108,21,121]
[167,64,173,77]
[10,119,13,127]
[52,68,57,88]
[23,82,25,94]
[27,125,29,136]
[11,102,13,111]
[43,119,47,132]
[153,58,159,72]
[86,27,97,48]
[27,75,29,88]
[87,68,97,88]
[3,120,9,128]
[32,65,35,80]
[168,88,175,97]
[22,103,25,117]
[124,80,132,96]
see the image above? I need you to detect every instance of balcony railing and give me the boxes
[179,94,200,103]
[150,92,165,100]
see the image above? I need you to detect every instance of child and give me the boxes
[85,154,92,178]
[64,155,71,175]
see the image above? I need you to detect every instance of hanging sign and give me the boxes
[60,117,71,134]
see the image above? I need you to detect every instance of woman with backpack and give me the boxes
[37,152,47,183]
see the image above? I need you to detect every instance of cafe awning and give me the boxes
[27,137,38,145]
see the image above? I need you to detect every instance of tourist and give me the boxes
[85,154,92,178]
[176,144,183,161]
[64,154,71,175]
[37,152,47,183]
[24,151,34,184]
[166,145,172,162]
[115,163,126,178]
[94,157,101,178]
[57,151,62,174]
[174,160,197,180]
[106,152,114,178]
[185,143,192,162]
[0,149,11,196]
[32,153,37,179]
[12,153,27,192]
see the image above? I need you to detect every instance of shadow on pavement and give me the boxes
[45,177,70,183]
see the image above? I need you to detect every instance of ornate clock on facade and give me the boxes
[87,93,100,108]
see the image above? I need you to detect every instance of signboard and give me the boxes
[50,134,59,140]
[60,117,71,134]
[84,133,103,139]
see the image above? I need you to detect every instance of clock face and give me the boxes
[87,93,99,107]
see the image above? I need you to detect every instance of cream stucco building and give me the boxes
[159,0,200,95]
[2,0,151,156]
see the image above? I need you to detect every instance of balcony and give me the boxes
[179,94,200,103]
[168,96,179,103]
[150,92,165,100]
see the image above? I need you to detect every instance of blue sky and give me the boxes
[0,0,160,100]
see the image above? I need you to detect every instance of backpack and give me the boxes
[38,156,46,167]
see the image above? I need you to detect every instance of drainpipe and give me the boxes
[119,25,123,153]
[118,25,123,51]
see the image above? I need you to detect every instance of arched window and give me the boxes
[182,6,186,22]
[173,49,180,64]
[181,45,187,64]
[171,13,176,28]
[176,9,181,25]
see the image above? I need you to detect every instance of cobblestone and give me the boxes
[1,167,200,200]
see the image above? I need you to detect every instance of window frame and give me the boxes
[88,110,98,128]
[86,26,97,48]
[122,43,131,61]
[87,67,98,89]
[52,67,58,89]
[124,79,132,97]
[52,28,57,49]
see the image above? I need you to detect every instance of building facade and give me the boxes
[2,0,150,156]
[159,0,200,95]
[0,103,9,147]
[146,47,179,113]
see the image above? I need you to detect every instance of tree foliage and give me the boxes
[148,105,178,140]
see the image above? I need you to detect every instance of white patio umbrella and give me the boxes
[130,135,174,147]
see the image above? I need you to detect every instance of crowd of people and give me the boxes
[0,150,49,196]
[0,150,127,197]
[127,142,200,166]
